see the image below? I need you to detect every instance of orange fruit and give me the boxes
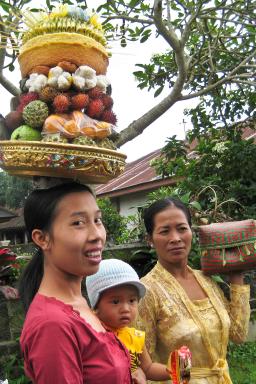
[80,125,97,138]
[64,119,80,138]
[43,114,65,133]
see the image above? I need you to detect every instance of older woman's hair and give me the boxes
[143,197,192,235]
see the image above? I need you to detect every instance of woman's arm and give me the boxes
[212,273,250,343]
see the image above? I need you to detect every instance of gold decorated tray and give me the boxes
[0,141,126,184]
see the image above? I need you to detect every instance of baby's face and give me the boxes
[96,284,139,329]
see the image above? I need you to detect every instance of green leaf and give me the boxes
[189,201,202,210]
[121,38,127,47]
[129,0,141,8]
[154,86,164,97]
[140,34,150,43]
[0,1,9,12]
[211,275,225,284]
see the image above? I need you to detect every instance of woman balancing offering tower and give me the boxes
[0,4,126,184]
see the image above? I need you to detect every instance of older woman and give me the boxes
[137,197,250,384]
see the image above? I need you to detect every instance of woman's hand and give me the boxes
[132,367,147,384]
[228,271,244,285]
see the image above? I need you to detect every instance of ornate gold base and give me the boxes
[0,141,126,184]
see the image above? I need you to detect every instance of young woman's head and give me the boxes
[143,198,193,270]
[19,182,106,312]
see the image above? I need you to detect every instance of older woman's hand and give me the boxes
[228,271,244,285]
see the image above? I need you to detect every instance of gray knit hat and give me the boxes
[86,259,146,308]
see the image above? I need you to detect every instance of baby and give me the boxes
[86,258,170,382]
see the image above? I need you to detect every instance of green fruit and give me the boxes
[72,136,97,146]
[96,138,116,150]
[41,133,68,143]
[22,100,49,129]
[11,125,42,141]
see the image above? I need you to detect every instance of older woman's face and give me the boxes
[150,206,192,269]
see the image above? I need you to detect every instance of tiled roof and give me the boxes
[242,126,256,140]
[0,215,25,231]
[96,148,167,197]
[0,206,17,221]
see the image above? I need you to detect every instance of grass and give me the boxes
[228,341,256,384]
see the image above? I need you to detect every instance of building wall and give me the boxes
[117,191,148,217]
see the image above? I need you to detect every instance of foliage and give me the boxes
[97,197,141,244]
[0,1,255,146]
[97,197,127,245]
[129,247,157,278]
[0,171,32,209]
[152,121,256,221]
[1,349,31,384]
[228,341,256,384]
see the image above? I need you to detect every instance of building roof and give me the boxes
[0,215,25,231]
[96,149,179,198]
[0,206,17,222]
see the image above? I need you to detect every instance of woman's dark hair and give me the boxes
[19,182,93,312]
[143,197,192,236]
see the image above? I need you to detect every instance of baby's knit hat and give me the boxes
[86,259,146,308]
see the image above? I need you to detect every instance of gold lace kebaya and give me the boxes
[136,262,250,384]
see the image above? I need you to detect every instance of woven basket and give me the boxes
[198,219,256,274]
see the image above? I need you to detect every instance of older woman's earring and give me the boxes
[150,243,154,248]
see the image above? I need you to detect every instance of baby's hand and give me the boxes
[132,367,147,384]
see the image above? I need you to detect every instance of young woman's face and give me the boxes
[96,285,139,329]
[39,191,106,278]
[149,206,192,270]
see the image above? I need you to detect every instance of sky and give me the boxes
[0,1,198,162]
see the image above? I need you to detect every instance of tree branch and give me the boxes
[153,0,180,51]
[181,48,256,100]
[103,15,154,25]
[230,79,256,86]
[0,13,20,96]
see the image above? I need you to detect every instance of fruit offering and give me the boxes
[0,5,126,184]
[1,5,118,150]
